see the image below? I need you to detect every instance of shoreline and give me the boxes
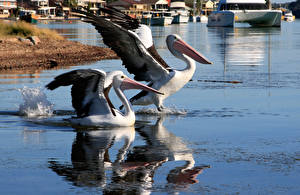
[0,36,118,74]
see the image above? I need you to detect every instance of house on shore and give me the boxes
[108,0,169,18]
[77,0,106,15]
[31,0,56,18]
[199,0,215,15]
[0,0,17,18]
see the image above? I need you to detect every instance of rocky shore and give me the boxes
[0,36,118,73]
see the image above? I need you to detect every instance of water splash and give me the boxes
[135,107,187,116]
[18,87,54,117]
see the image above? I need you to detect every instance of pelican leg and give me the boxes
[157,105,165,112]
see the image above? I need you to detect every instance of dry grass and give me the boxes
[0,20,63,40]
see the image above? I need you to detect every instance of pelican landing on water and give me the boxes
[74,7,212,111]
[46,69,162,126]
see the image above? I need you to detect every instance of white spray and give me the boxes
[18,87,54,117]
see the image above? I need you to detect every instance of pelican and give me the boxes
[46,69,162,126]
[74,7,212,111]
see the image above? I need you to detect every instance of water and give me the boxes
[1,20,300,194]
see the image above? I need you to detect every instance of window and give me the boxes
[220,3,268,10]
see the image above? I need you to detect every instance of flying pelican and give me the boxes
[74,7,212,111]
[46,69,162,126]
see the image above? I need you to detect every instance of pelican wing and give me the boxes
[46,69,112,117]
[73,8,170,82]
[98,6,140,31]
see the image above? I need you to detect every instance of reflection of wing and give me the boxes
[72,126,135,162]
[46,69,111,117]
[134,117,195,166]
[48,126,135,188]
[73,7,170,82]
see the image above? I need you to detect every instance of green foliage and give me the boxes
[8,24,33,36]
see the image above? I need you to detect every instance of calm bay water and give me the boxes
[0,20,300,194]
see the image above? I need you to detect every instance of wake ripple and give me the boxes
[135,107,187,116]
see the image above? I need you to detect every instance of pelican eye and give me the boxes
[121,75,125,79]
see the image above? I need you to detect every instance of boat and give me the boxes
[169,0,189,24]
[141,11,152,25]
[189,15,196,22]
[19,10,39,24]
[151,11,173,26]
[283,12,295,22]
[207,0,282,27]
[197,15,208,23]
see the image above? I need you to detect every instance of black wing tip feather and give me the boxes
[46,69,106,117]
[45,82,58,90]
[45,69,80,90]
[45,69,103,90]
[72,6,140,30]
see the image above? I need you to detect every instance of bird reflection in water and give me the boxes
[48,117,209,193]
[132,117,210,187]
[49,126,136,188]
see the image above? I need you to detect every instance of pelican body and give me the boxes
[74,7,212,111]
[46,69,162,126]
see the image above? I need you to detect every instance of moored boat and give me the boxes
[170,0,189,24]
[151,11,173,26]
[284,12,295,22]
[207,0,282,27]
[19,10,39,24]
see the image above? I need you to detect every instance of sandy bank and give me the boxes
[0,37,118,73]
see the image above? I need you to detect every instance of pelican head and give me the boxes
[166,34,212,64]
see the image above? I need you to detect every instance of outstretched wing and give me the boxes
[46,69,112,117]
[73,7,170,82]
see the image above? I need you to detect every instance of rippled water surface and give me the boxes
[1,20,300,194]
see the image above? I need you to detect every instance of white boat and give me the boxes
[284,12,295,22]
[196,15,208,23]
[151,12,173,26]
[199,15,208,23]
[207,0,282,27]
[170,0,189,24]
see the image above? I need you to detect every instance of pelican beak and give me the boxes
[173,39,212,64]
[120,77,164,95]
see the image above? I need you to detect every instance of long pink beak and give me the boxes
[173,39,212,64]
[120,78,164,95]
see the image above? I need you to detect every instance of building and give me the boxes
[77,0,106,14]
[199,0,216,15]
[27,0,58,18]
[152,0,169,11]
[108,0,169,18]
[0,0,17,18]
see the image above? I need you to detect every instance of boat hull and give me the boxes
[151,17,173,26]
[233,10,282,27]
[208,10,281,27]
[189,16,196,22]
[284,14,295,22]
[284,17,295,22]
[172,14,189,24]
[207,11,235,27]
[141,17,151,25]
